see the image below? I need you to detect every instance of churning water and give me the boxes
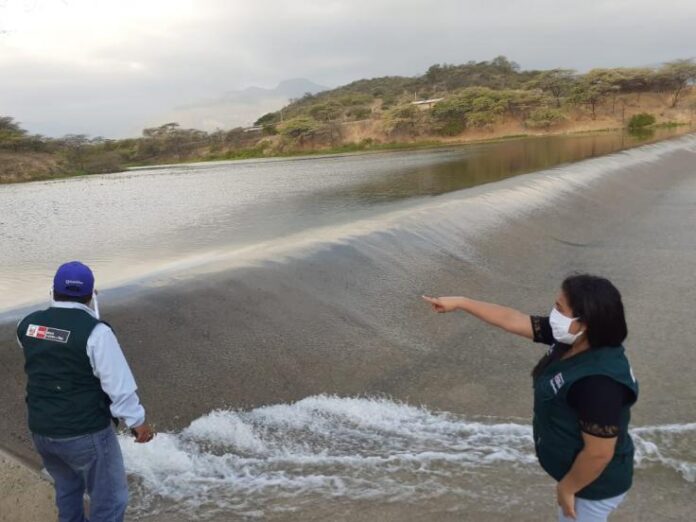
[119,395,695,520]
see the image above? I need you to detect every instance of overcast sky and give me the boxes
[1,0,695,138]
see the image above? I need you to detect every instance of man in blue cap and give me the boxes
[16,261,153,522]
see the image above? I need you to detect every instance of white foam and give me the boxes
[120,395,695,518]
[120,395,535,516]
[632,422,696,483]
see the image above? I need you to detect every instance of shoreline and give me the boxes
[2,124,693,185]
[123,123,693,170]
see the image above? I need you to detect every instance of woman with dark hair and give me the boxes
[423,274,638,522]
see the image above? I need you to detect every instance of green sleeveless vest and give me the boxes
[533,346,638,500]
[18,307,112,437]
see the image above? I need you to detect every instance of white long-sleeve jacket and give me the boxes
[18,300,146,429]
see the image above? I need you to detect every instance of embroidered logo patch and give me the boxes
[26,324,71,343]
[549,372,565,394]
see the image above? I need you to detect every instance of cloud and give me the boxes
[1,0,694,137]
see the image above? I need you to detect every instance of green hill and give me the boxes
[2,57,695,183]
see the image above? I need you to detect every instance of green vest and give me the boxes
[533,346,638,500]
[18,307,112,437]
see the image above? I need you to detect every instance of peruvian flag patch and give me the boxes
[26,324,71,343]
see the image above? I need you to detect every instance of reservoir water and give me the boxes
[0,129,689,314]
[1,128,695,521]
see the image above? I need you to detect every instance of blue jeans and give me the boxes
[32,424,128,522]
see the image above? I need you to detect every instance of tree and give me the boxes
[383,104,425,136]
[279,117,322,145]
[142,122,180,140]
[504,89,547,119]
[490,55,521,74]
[59,134,91,171]
[656,59,696,107]
[423,57,525,91]
[254,112,280,126]
[526,108,566,129]
[570,70,621,119]
[346,106,372,120]
[0,116,28,151]
[0,116,25,135]
[430,97,470,134]
[613,68,654,94]
[309,101,343,122]
[139,122,207,158]
[430,87,540,135]
[527,69,576,107]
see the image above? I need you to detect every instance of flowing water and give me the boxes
[119,396,696,521]
[1,129,695,521]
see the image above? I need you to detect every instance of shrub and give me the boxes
[309,102,343,122]
[627,112,656,130]
[467,111,496,128]
[254,112,281,126]
[383,104,426,135]
[337,93,373,106]
[279,117,322,140]
[262,124,278,136]
[436,120,466,136]
[525,108,566,129]
[431,87,511,134]
[346,106,372,120]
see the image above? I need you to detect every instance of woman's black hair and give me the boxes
[532,273,628,379]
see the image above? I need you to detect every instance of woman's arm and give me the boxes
[422,295,533,339]
[557,432,616,518]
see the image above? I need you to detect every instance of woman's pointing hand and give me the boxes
[422,295,460,313]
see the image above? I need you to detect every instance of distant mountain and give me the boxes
[166,79,328,131]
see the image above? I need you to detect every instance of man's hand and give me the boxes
[131,423,155,443]
[557,481,577,519]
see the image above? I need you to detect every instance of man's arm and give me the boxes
[87,324,153,442]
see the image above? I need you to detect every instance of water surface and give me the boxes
[0,128,688,312]
[1,130,695,521]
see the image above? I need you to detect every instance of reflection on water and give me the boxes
[0,127,691,312]
[628,127,656,140]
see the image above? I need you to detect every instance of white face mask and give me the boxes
[549,307,584,345]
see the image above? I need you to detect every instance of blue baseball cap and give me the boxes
[53,261,95,297]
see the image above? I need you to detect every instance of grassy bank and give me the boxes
[3,56,695,183]
[127,122,692,170]
[3,123,694,183]
[130,139,449,167]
